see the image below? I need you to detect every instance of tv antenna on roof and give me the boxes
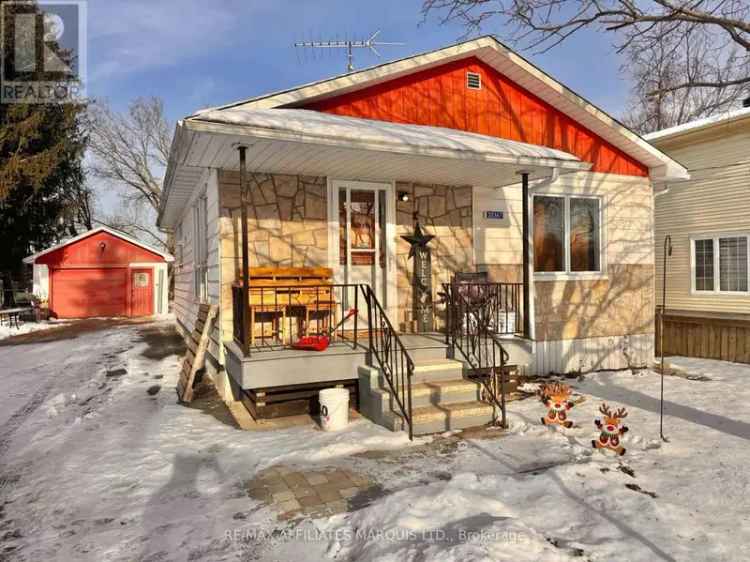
[294,30,404,73]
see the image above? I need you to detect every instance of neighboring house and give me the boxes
[646,106,750,363]
[24,227,172,319]
[159,36,687,434]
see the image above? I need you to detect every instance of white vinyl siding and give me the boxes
[474,171,652,268]
[654,119,750,313]
[172,169,223,369]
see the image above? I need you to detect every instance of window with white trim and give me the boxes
[175,224,184,268]
[193,195,208,302]
[692,234,749,294]
[533,195,602,274]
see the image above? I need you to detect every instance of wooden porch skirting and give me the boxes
[240,379,358,420]
[656,309,750,364]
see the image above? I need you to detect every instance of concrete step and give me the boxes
[402,342,451,362]
[412,358,465,382]
[383,400,496,435]
[368,378,482,412]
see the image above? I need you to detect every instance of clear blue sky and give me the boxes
[88,0,631,123]
[87,0,631,217]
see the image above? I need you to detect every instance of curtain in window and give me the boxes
[533,196,564,272]
[570,198,600,272]
[719,237,748,292]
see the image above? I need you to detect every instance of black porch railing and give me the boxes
[443,282,523,341]
[443,282,514,427]
[232,283,361,353]
[232,281,416,439]
[360,284,415,440]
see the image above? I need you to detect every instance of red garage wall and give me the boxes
[37,231,165,319]
[36,230,164,267]
[302,56,648,177]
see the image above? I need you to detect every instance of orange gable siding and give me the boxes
[302,57,648,177]
[37,231,164,267]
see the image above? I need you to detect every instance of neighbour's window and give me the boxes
[694,235,749,293]
[694,238,714,291]
[534,195,601,274]
[720,237,748,292]
[193,195,209,302]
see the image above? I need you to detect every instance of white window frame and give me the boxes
[690,232,750,295]
[532,193,605,280]
[175,223,184,269]
[193,195,209,303]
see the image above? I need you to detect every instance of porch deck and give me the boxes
[225,332,533,390]
[225,333,448,390]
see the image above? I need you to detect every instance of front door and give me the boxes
[330,180,396,320]
[130,268,153,317]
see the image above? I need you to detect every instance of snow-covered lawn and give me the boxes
[0,317,73,341]
[1,320,748,562]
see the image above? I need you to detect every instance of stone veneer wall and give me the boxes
[535,264,655,341]
[217,171,328,341]
[395,182,474,332]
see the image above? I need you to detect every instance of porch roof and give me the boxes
[159,108,589,228]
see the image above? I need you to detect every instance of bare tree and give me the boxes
[622,29,746,132]
[87,96,173,249]
[88,97,171,217]
[422,0,750,132]
[64,182,94,234]
[96,196,169,252]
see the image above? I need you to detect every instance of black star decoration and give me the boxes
[401,222,435,259]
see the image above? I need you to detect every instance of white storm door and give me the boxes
[328,180,396,322]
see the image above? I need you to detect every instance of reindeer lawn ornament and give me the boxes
[593,403,629,456]
[540,382,576,428]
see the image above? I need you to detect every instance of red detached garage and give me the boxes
[24,227,173,319]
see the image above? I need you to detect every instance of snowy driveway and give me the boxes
[1,320,749,562]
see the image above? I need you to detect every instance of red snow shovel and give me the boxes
[291,308,358,352]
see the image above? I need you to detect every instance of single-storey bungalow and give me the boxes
[24,226,172,319]
[158,36,688,435]
[647,106,750,363]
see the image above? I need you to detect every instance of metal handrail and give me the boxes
[360,284,415,440]
[445,282,509,427]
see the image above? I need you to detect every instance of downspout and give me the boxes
[238,145,251,356]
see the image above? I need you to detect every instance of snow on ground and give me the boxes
[2,322,749,562]
[0,317,72,341]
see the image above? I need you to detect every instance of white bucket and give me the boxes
[319,388,350,431]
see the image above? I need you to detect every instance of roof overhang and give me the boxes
[158,109,590,228]
[197,36,688,183]
[161,35,691,227]
[645,107,750,144]
[23,226,174,264]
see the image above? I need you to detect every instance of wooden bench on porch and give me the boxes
[236,267,338,347]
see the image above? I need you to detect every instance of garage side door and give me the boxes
[51,268,128,318]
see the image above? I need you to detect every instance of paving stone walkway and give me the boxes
[247,465,383,520]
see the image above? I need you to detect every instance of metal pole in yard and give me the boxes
[660,234,672,442]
